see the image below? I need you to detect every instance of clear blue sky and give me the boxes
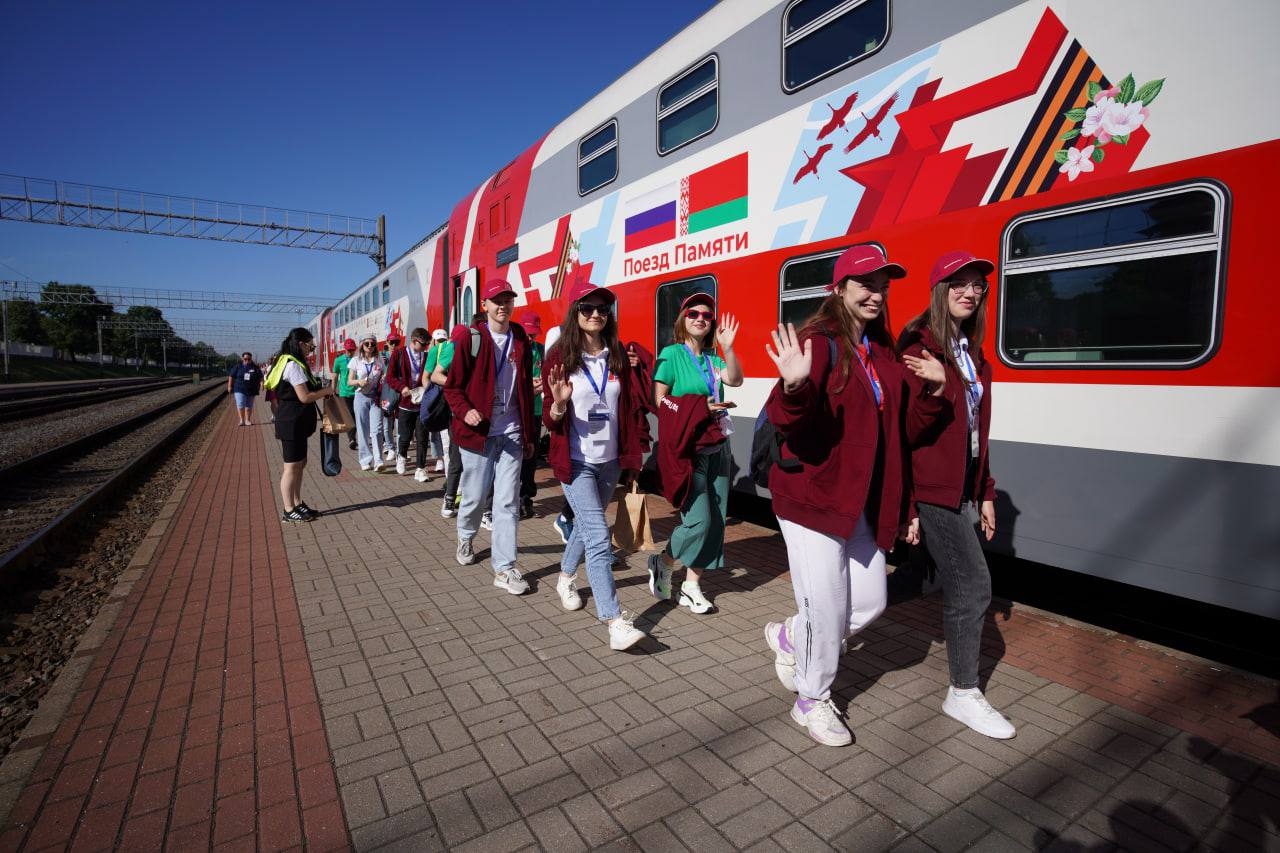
[0,0,716,353]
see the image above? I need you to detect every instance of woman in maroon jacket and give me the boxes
[898,250,1015,740]
[543,279,647,650]
[761,245,940,747]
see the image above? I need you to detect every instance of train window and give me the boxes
[382,280,390,306]
[578,119,619,195]
[654,275,717,353]
[783,0,889,93]
[1000,183,1227,368]
[658,57,718,155]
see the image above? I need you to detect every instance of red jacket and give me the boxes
[624,341,656,451]
[656,394,727,510]
[766,329,933,550]
[541,347,644,483]
[899,326,996,509]
[444,321,537,454]
[386,346,426,412]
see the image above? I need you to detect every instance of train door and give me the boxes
[453,268,479,327]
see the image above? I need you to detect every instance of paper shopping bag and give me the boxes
[321,395,354,434]
[611,483,657,553]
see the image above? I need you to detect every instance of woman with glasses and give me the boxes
[543,279,647,650]
[648,292,742,615]
[898,250,1016,740]
[348,333,386,471]
[264,327,335,523]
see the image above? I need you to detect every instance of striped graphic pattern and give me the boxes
[988,40,1109,203]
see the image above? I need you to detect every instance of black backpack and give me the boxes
[749,335,838,489]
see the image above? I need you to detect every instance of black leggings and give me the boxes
[444,427,463,501]
[396,409,427,469]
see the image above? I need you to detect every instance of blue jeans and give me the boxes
[353,393,384,468]
[561,459,622,621]
[233,392,254,410]
[916,501,992,690]
[458,433,523,573]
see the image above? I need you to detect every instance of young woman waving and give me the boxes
[898,250,1016,740]
[648,292,742,614]
[762,245,935,747]
[542,279,647,650]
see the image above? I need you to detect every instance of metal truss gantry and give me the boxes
[0,174,386,268]
[2,280,332,315]
[96,318,287,366]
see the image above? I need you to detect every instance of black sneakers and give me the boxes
[281,508,310,523]
[296,503,322,519]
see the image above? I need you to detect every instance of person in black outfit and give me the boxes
[271,327,335,523]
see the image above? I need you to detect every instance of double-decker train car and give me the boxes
[318,0,1280,618]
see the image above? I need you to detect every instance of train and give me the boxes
[307,0,1280,619]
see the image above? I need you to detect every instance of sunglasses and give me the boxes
[685,309,714,321]
[576,303,609,317]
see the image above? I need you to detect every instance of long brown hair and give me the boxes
[896,279,987,387]
[671,304,718,354]
[552,297,625,376]
[799,279,895,393]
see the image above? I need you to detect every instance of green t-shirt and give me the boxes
[333,352,354,397]
[425,341,453,374]
[531,340,544,417]
[654,343,726,400]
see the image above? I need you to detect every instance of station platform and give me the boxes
[1,407,1276,852]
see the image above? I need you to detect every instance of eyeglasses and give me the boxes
[947,280,989,295]
[576,303,609,317]
[301,340,315,348]
[685,309,714,321]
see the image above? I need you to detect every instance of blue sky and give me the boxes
[0,0,716,351]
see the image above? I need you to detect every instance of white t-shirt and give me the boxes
[488,328,521,438]
[568,350,621,464]
[282,360,309,389]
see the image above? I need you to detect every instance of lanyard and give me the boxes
[363,360,375,379]
[854,336,883,410]
[683,344,719,402]
[407,349,423,383]
[493,333,513,379]
[581,353,609,401]
[954,340,981,427]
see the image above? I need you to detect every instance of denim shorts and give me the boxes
[234,392,255,408]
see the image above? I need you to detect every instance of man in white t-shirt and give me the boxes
[442,279,537,595]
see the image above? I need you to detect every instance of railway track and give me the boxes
[0,376,192,423]
[0,382,226,581]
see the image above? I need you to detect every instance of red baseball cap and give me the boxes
[564,278,616,305]
[517,313,543,335]
[387,330,402,342]
[930,251,995,288]
[679,292,715,312]
[829,245,906,290]
[343,338,356,351]
[481,279,517,301]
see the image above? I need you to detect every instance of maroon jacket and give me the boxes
[624,341,656,451]
[541,347,644,484]
[899,326,996,509]
[766,328,936,550]
[656,394,727,510]
[385,345,426,412]
[444,321,536,454]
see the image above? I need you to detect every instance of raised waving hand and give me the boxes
[902,349,947,389]
[716,312,740,352]
[765,323,812,392]
[545,363,574,413]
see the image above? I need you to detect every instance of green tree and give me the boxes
[39,282,113,361]
[4,298,48,344]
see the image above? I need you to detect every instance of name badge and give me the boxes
[970,428,979,457]
[244,372,252,381]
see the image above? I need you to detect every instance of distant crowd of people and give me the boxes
[250,246,1015,748]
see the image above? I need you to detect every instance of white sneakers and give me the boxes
[678,581,714,614]
[764,621,797,692]
[942,687,1017,739]
[413,468,429,483]
[359,462,371,471]
[791,698,852,747]
[494,568,529,595]
[456,538,476,565]
[480,511,494,531]
[557,573,583,610]
[396,455,407,475]
[372,459,384,472]
[608,613,645,650]
[434,459,445,473]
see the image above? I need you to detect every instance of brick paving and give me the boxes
[2,407,1277,851]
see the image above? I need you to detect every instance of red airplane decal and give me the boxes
[792,144,834,184]
[844,92,899,154]
[816,91,859,141]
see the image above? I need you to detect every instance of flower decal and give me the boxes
[1056,73,1164,175]
[1059,145,1096,181]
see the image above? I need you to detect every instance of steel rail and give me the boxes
[0,378,189,423]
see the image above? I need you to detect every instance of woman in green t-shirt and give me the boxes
[648,291,742,614]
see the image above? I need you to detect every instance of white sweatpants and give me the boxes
[778,515,887,701]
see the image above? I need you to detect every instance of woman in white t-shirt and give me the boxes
[267,327,335,523]
[542,280,647,651]
[347,333,386,471]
